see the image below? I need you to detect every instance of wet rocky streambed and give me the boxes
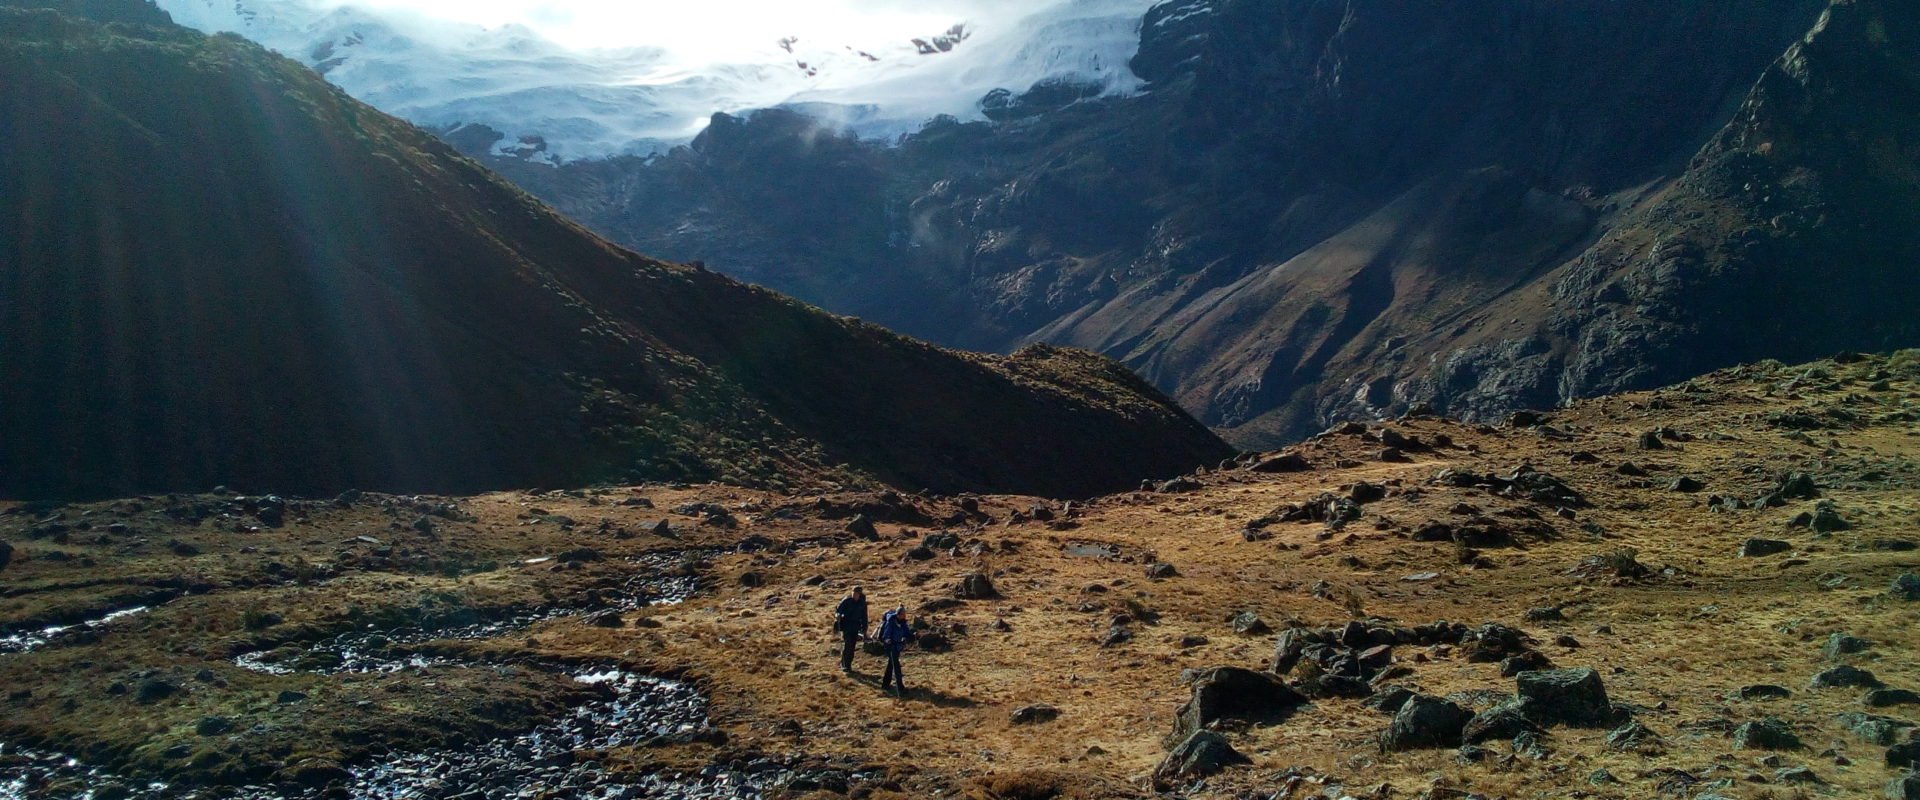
[0,548,827,799]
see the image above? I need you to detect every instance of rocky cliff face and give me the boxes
[0,4,1229,500]
[468,0,1917,448]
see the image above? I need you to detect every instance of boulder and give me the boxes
[1894,573,1920,601]
[954,572,999,600]
[1777,472,1821,500]
[1810,501,1850,533]
[1867,689,1920,708]
[1892,742,1920,770]
[1668,476,1705,493]
[195,716,233,736]
[1230,611,1271,636]
[1740,538,1792,557]
[1462,701,1539,744]
[1364,685,1416,715]
[844,514,878,539]
[1839,712,1917,745]
[1170,667,1306,744]
[1145,562,1178,580]
[1606,719,1664,752]
[1155,731,1249,782]
[1889,772,1920,800]
[1381,694,1473,751]
[1737,684,1793,701]
[1011,705,1059,725]
[1733,718,1802,750]
[1810,665,1883,690]
[1824,633,1873,659]
[1515,668,1614,727]
[1158,477,1203,493]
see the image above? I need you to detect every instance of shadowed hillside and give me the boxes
[0,3,1230,500]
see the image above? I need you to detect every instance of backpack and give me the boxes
[879,610,912,646]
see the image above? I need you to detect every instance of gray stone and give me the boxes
[1839,712,1917,746]
[1810,665,1883,690]
[1145,562,1178,580]
[1733,718,1802,750]
[1888,772,1920,800]
[1381,694,1473,751]
[1737,684,1793,701]
[1230,611,1271,636]
[1894,742,1920,770]
[195,716,233,736]
[1606,719,1664,751]
[1894,573,1920,601]
[1867,689,1920,708]
[1463,701,1539,744]
[1364,685,1416,715]
[1824,633,1873,660]
[1011,705,1059,725]
[1155,731,1249,782]
[1170,667,1306,744]
[1515,667,1614,727]
[1740,538,1792,557]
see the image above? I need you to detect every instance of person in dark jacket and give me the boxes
[878,604,914,694]
[834,586,868,673]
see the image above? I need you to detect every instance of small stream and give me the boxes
[0,605,152,655]
[0,548,791,799]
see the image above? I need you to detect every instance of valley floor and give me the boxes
[3,353,1919,799]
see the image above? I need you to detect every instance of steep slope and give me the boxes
[0,3,1229,501]
[464,0,1918,448]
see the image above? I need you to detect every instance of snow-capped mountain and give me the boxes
[155,0,1159,162]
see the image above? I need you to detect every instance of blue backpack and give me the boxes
[879,610,913,647]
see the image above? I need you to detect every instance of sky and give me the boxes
[321,0,1027,59]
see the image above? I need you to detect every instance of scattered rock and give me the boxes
[1171,667,1306,743]
[586,611,624,628]
[1461,702,1538,744]
[1229,611,1271,636]
[1892,742,1920,770]
[1888,772,1920,800]
[1824,633,1873,659]
[1741,538,1793,558]
[1364,686,1416,715]
[1733,718,1802,750]
[1777,472,1821,500]
[903,546,936,561]
[1158,477,1203,494]
[1515,667,1615,728]
[845,514,878,539]
[1145,562,1178,580]
[1011,705,1060,725]
[275,690,307,704]
[195,716,233,736]
[1867,689,1920,708]
[1775,766,1822,785]
[1668,476,1705,493]
[954,572,999,600]
[1155,731,1249,782]
[1811,501,1851,533]
[1893,573,1920,601]
[1737,684,1793,701]
[1381,694,1473,751]
[1810,665,1883,690]
[1606,719,1665,752]
[1839,712,1917,745]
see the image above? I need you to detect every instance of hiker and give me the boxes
[878,604,914,693]
[834,586,868,672]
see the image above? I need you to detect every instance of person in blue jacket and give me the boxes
[878,604,914,694]
[834,586,868,673]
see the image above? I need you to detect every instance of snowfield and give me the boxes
[156,0,1161,161]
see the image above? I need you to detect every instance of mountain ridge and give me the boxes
[0,2,1230,500]
[457,0,1919,449]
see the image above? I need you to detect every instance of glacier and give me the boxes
[154,0,1162,162]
